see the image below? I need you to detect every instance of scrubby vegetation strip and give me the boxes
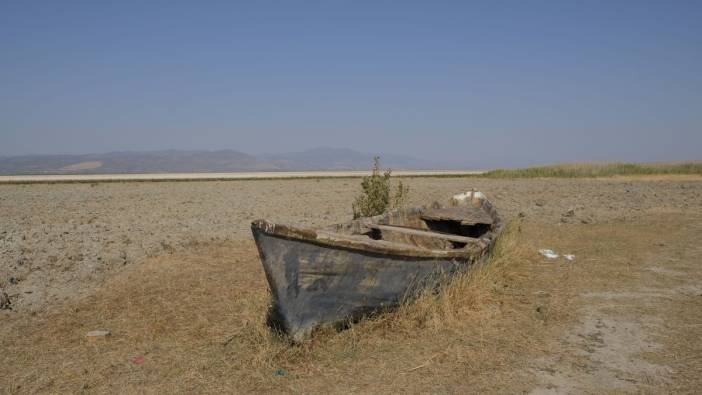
[481,162,702,178]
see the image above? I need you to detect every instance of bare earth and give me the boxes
[1,175,701,393]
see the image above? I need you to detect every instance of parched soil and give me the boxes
[1,176,701,393]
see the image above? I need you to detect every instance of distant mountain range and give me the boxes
[0,148,450,175]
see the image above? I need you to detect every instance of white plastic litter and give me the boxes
[564,254,575,261]
[85,330,111,342]
[538,249,559,259]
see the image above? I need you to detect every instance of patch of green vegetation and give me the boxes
[481,162,702,178]
[352,157,410,219]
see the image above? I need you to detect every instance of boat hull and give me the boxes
[252,226,473,341]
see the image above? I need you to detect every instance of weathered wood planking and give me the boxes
[251,191,502,341]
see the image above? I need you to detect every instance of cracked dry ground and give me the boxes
[1,176,701,393]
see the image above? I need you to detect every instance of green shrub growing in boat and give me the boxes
[352,157,410,219]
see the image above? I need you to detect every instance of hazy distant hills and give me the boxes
[260,147,441,172]
[0,148,448,175]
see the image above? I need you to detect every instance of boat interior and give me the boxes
[325,202,498,251]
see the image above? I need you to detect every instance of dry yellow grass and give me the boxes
[0,219,564,393]
[483,161,702,178]
[2,210,700,393]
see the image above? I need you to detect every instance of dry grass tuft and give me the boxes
[365,218,527,336]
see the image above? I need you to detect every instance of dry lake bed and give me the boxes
[1,175,701,393]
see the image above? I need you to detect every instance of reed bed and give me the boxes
[482,161,702,178]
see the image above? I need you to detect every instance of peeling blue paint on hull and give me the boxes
[251,191,502,341]
[252,227,472,342]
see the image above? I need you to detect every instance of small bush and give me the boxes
[352,157,410,219]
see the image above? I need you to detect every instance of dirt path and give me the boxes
[527,214,702,393]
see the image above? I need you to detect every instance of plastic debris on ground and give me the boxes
[539,249,576,262]
[131,355,145,365]
[85,330,111,342]
[538,249,559,259]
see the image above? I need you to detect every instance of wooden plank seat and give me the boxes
[368,224,477,244]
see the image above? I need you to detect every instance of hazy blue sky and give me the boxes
[1,1,700,167]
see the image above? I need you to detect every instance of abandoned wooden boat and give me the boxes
[251,191,502,341]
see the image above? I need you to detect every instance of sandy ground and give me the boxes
[1,175,701,393]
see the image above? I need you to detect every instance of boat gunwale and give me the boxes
[251,219,495,259]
